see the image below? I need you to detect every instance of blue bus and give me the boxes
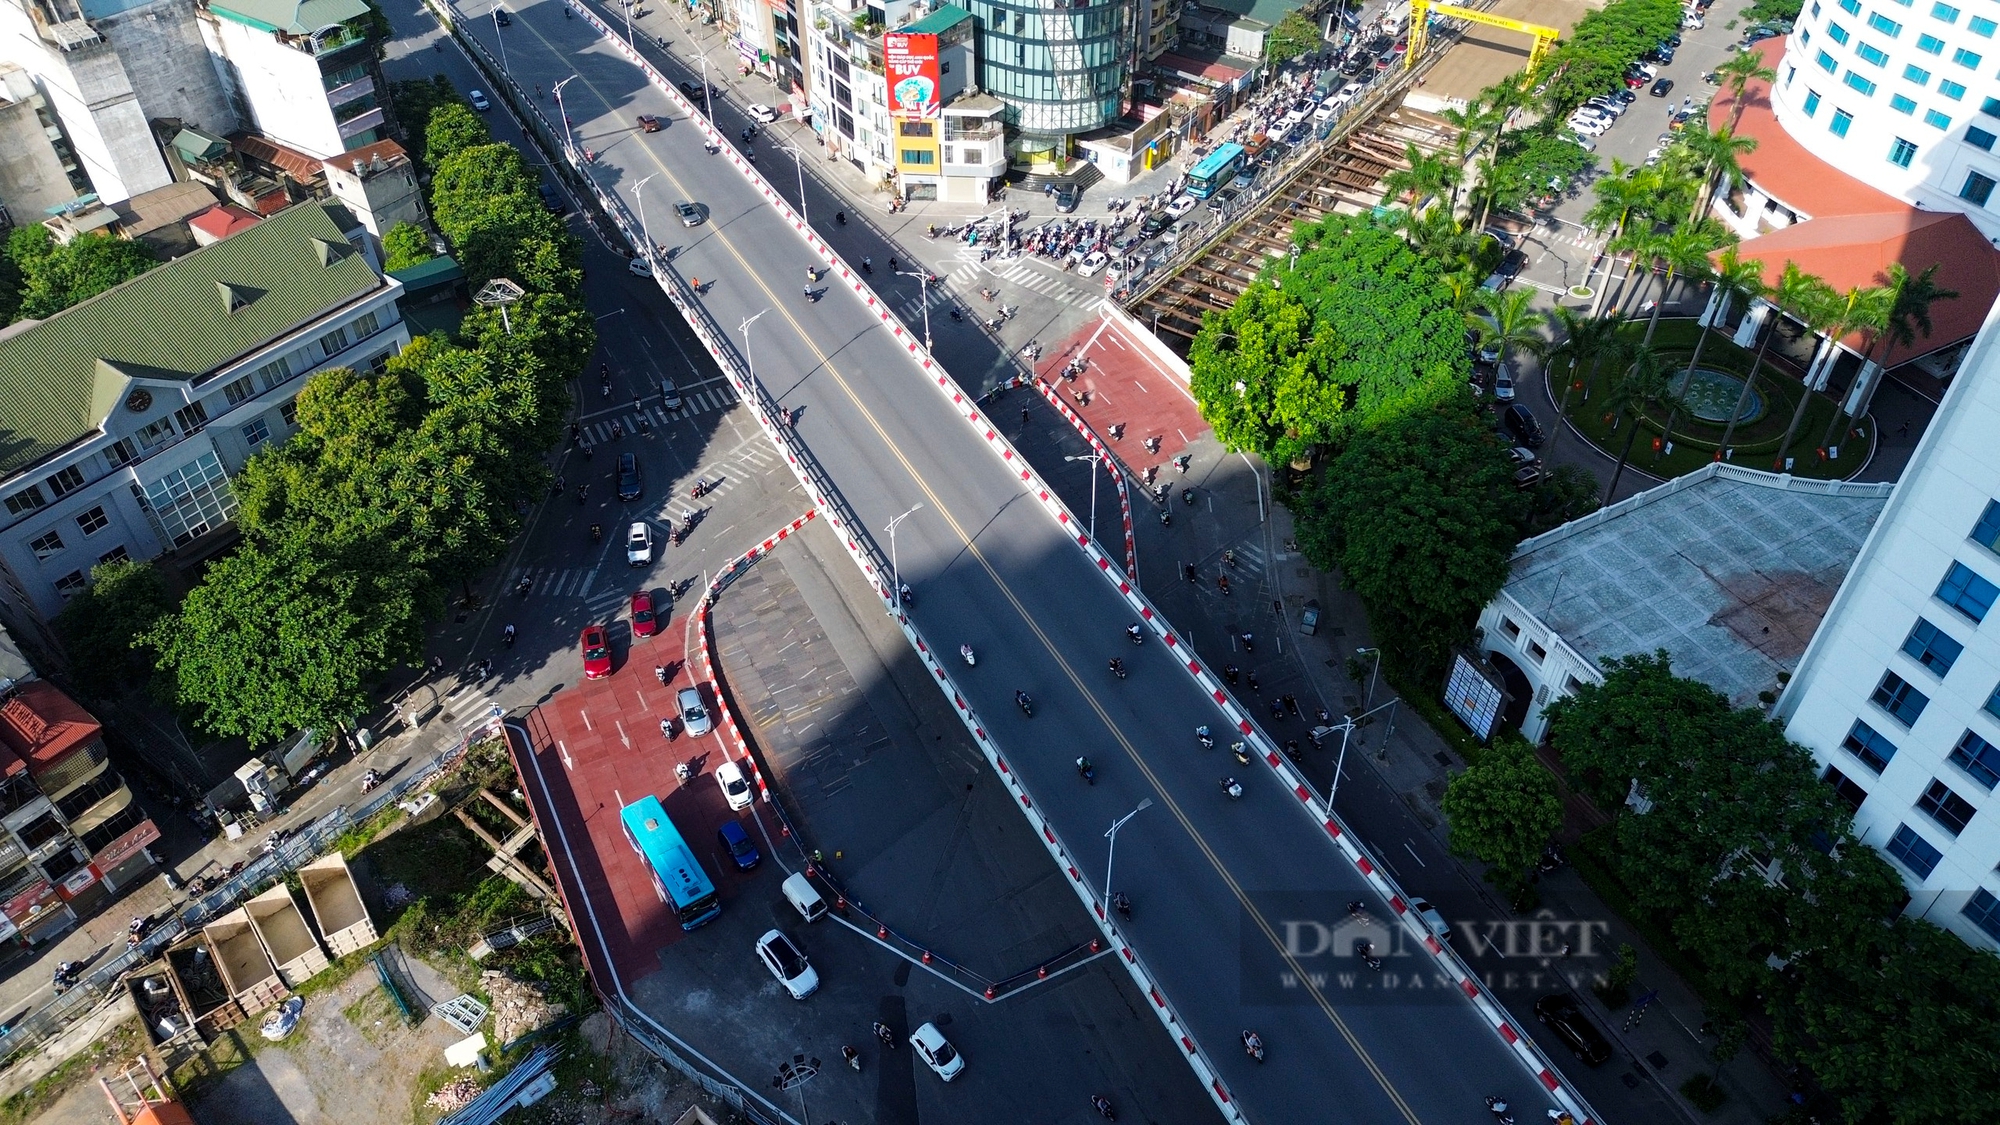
[620,796,721,930]
[1186,143,1247,199]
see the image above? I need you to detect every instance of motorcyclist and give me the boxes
[1076,756,1092,776]
[960,644,975,664]
[1108,657,1125,677]
[1195,724,1213,747]
[1241,1030,1264,1058]
[502,623,517,647]
[1015,690,1033,710]
[836,211,847,224]
[872,1021,895,1046]
[898,582,913,604]
[1126,623,1142,644]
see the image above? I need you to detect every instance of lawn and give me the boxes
[1549,318,1870,483]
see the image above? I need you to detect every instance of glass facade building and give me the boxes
[960,0,1133,140]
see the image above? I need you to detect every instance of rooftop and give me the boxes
[1188,0,1302,30]
[188,203,262,241]
[901,3,971,33]
[208,0,369,34]
[0,680,101,776]
[1711,40,2000,358]
[1502,464,1892,711]
[0,202,384,477]
[111,183,221,241]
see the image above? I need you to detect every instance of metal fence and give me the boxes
[0,721,489,1070]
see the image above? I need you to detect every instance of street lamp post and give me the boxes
[785,146,809,225]
[895,268,934,352]
[622,0,634,46]
[738,309,768,390]
[1354,646,1383,712]
[1103,798,1153,902]
[492,6,509,73]
[884,504,922,609]
[1323,698,1399,809]
[552,76,579,163]
[772,1055,819,1125]
[634,173,659,266]
[1064,453,1100,540]
[699,56,716,124]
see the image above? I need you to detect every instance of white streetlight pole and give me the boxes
[552,76,579,163]
[1325,698,1399,809]
[895,269,933,352]
[699,56,716,123]
[634,173,659,266]
[1064,453,1099,540]
[884,504,922,609]
[622,0,634,46]
[1103,798,1153,902]
[785,146,809,225]
[492,7,509,73]
[1355,646,1383,712]
[738,309,768,381]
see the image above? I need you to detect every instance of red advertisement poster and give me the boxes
[885,33,941,117]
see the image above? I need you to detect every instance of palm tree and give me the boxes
[1656,248,1765,463]
[1715,50,1778,130]
[1609,225,1670,320]
[1683,126,1759,222]
[1641,219,1734,345]
[1474,286,1548,377]
[1814,263,1958,452]
[1583,161,1645,242]
[1603,344,1672,502]
[1543,307,1630,455]
[1716,263,1831,457]
[1381,143,1459,210]
[1774,282,1891,468]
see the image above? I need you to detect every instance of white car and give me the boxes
[1568,117,1611,137]
[468,89,491,112]
[1075,250,1109,277]
[1585,97,1625,117]
[715,759,753,810]
[1411,898,1452,945]
[755,930,819,999]
[1164,194,1199,220]
[1492,366,1516,402]
[747,104,781,123]
[1571,107,1615,126]
[677,686,711,736]
[626,521,654,566]
[910,1022,964,1081]
[627,256,653,277]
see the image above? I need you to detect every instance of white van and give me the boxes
[782,872,827,922]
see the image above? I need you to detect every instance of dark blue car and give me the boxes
[717,820,761,871]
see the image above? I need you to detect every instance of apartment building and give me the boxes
[0,201,409,635]
[1776,299,2000,952]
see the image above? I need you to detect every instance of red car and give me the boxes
[580,625,612,679]
[631,591,659,638]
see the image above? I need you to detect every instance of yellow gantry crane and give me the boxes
[1404,0,1562,73]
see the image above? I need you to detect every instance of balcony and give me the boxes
[325,75,376,109]
[336,106,386,140]
[943,121,1004,142]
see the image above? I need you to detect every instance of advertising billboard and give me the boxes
[885,32,941,117]
[1442,651,1506,741]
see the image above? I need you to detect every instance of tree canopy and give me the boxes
[4,227,157,323]
[1441,736,1563,879]
[382,222,435,271]
[1263,10,1322,64]
[1535,0,1685,115]
[51,559,176,701]
[1187,213,1471,466]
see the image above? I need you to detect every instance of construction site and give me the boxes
[1126,0,1590,349]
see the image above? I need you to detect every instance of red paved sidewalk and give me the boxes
[518,617,757,981]
[1034,313,1210,473]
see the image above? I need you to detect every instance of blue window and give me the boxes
[1893,93,1920,112]
[1970,126,1999,149]
[1843,718,1899,773]
[1967,170,1998,205]
[1955,47,1984,67]
[1807,89,1826,115]
[1848,72,1882,94]
[1832,107,1856,135]
[1858,42,1891,65]
[1787,64,1798,86]
[1927,108,1954,128]
[1803,25,1815,44]
[1873,670,1931,726]
[1974,14,1998,35]
[1937,560,1999,621]
[1918,778,1978,835]
[1819,49,1841,72]
[1887,823,1944,878]
[1920,32,1947,52]
[1985,96,2000,116]
[1965,888,2000,943]
[1987,682,2000,722]
[1906,62,1933,83]
[1889,136,1917,166]
[1934,1,1960,21]
[1950,729,2000,789]
[1829,20,1852,42]
[1904,617,1964,673]
[1842,0,1862,11]
[1941,79,1968,99]
[1812,0,1823,12]
[1973,499,2000,551]
[1869,11,1904,33]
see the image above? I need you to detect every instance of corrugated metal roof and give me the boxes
[210,0,368,34]
[902,4,972,33]
[0,202,384,477]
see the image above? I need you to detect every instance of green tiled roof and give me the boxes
[0,202,384,477]
[902,3,971,33]
[210,0,368,34]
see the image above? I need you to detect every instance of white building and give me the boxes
[200,0,388,159]
[1771,0,2000,240]
[1775,298,2000,952]
[0,201,408,636]
[1472,463,1893,744]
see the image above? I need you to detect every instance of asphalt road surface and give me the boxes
[427,1,1596,1121]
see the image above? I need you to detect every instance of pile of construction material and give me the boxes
[480,970,565,1046]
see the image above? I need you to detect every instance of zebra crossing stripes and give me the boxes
[512,565,598,599]
[578,385,741,447]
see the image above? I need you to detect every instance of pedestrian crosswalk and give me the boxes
[936,259,1105,311]
[575,381,741,448]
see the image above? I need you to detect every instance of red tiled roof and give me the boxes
[1155,53,1250,84]
[229,132,325,182]
[324,138,409,176]
[1710,40,2000,360]
[188,203,261,240]
[0,682,100,776]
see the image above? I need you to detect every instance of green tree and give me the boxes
[1774,280,1891,467]
[1298,402,1523,678]
[388,75,461,171]
[1262,9,1322,63]
[1714,49,1779,131]
[1638,218,1732,346]
[1657,246,1763,463]
[1188,214,1470,465]
[1542,307,1631,457]
[426,100,494,166]
[1381,143,1460,210]
[1814,262,1956,453]
[50,559,176,700]
[1519,464,1601,536]
[11,230,156,320]
[1441,736,1563,878]
[1716,262,1831,455]
[382,222,435,272]
[431,144,579,292]
[145,539,421,744]
[1471,286,1547,380]
[1601,343,1671,502]
[1683,126,1759,223]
